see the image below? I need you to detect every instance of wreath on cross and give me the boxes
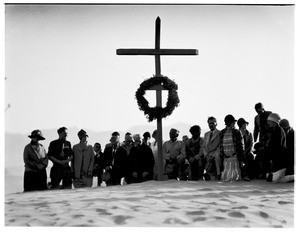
[135,75,180,122]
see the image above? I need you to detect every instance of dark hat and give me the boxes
[28,130,45,140]
[279,118,290,128]
[224,114,237,126]
[77,129,89,139]
[237,118,249,128]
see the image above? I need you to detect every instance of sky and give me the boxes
[4,3,294,136]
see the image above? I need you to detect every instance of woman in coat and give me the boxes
[23,130,48,192]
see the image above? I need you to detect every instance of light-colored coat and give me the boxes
[203,129,220,157]
[72,143,94,179]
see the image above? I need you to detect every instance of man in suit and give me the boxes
[102,133,128,186]
[72,129,94,188]
[253,102,272,146]
[127,134,155,183]
[48,127,73,189]
[203,117,221,180]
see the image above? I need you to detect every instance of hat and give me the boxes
[279,118,290,128]
[28,130,45,140]
[143,131,151,139]
[224,114,237,126]
[267,113,281,124]
[237,118,249,128]
[77,129,89,139]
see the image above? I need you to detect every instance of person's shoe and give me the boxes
[204,173,211,181]
[216,174,222,181]
[243,176,250,181]
[266,173,273,182]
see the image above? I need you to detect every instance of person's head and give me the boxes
[237,118,249,130]
[182,135,189,143]
[77,129,88,143]
[124,132,133,145]
[93,142,101,153]
[189,125,201,138]
[111,131,120,143]
[169,128,179,141]
[143,132,151,142]
[57,127,68,140]
[133,134,141,146]
[224,114,237,128]
[255,102,264,114]
[207,116,217,131]
[279,119,290,133]
[152,130,158,140]
[253,142,264,155]
[28,129,45,143]
[267,113,281,129]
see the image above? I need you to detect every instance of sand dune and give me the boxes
[5,180,294,227]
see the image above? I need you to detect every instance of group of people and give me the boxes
[23,102,294,192]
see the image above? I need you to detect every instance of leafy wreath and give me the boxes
[135,75,180,122]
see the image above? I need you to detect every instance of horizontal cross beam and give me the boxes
[116,49,198,56]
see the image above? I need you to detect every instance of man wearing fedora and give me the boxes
[23,130,48,192]
[72,129,94,188]
[219,115,245,181]
[48,127,73,189]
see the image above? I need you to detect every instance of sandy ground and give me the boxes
[4,179,294,227]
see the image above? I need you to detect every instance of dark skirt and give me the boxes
[23,169,48,192]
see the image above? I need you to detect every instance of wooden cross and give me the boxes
[116,17,198,181]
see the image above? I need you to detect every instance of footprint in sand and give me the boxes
[113,215,133,225]
[72,214,85,218]
[186,211,205,216]
[232,206,248,209]
[217,209,230,213]
[259,211,269,218]
[228,211,245,218]
[193,217,207,222]
[164,218,189,225]
[215,216,226,220]
[96,208,112,215]
[278,201,293,205]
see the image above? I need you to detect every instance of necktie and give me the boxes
[209,131,214,142]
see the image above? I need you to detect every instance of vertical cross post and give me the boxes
[154,17,164,181]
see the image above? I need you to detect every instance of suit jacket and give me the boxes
[203,129,220,157]
[103,145,128,176]
[72,143,94,178]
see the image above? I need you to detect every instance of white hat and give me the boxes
[267,113,281,124]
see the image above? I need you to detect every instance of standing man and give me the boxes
[185,125,205,181]
[128,134,155,183]
[203,117,221,180]
[253,102,272,145]
[93,142,105,186]
[163,128,185,180]
[72,129,94,188]
[103,133,128,186]
[219,115,245,181]
[48,127,73,189]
